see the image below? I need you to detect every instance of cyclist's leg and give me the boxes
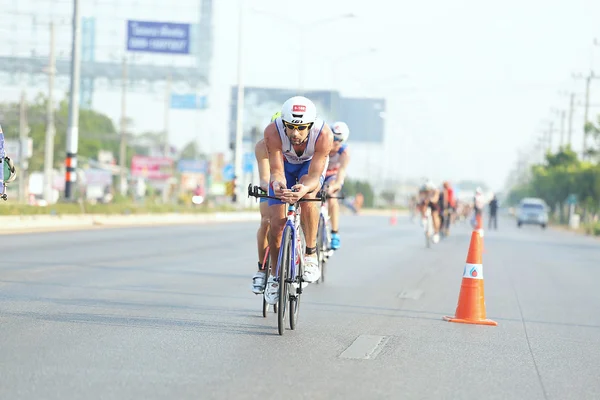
[298,161,324,283]
[430,203,441,243]
[257,198,270,265]
[264,162,299,304]
[252,197,270,294]
[324,175,341,250]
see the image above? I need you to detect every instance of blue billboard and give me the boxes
[126,20,190,55]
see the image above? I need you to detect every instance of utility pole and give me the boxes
[119,57,128,196]
[43,22,56,204]
[568,93,574,147]
[18,91,29,204]
[582,73,592,159]
[64,0,82,201]
[559,110,565,149]
[163,73,172,157]
[119,57,128,195]
[547,121,554,152]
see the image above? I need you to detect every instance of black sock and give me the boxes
[258,261,263,271]
[331,230,338,234]
[305,246,317,255]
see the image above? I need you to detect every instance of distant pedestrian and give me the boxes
[489,194,499,230]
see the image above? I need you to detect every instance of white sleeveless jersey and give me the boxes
[326,144,348,176]
[274,118,325,165]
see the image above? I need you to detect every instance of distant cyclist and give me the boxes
[417,180,441,244]
[323,121,350,250]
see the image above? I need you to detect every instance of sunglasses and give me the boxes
[283,121,312,131]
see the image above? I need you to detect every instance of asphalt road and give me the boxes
[1,214,599,399]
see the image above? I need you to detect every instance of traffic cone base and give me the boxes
[390,210,397,225]
[444,232,497,326]
[443,316,498,326]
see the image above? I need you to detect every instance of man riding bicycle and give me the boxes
[263,96,333,305]
[416,180,441,244]
[251,111,281,294]
[322,121,350,250]
[439,181,456,237]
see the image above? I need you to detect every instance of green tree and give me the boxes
[1,95,122,171]
[342,178,375,207]
[179,140,207,160]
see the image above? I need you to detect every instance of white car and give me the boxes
[517,198,549,229]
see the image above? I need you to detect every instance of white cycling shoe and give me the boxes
[264,275,279,305]
[302,255,321,283]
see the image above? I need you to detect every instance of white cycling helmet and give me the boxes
[281,96,317,126]
[331,121,350,142]
[424,180,436,191]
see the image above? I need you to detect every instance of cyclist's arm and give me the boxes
[332,148,350,186]
[264,123,286,187]
[254,139,270,192]
[304,124,333,193]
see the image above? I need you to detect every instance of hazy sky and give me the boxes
[2,0,600,191]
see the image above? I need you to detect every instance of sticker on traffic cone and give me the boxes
[443,231,497,326]
[390,210,397,225]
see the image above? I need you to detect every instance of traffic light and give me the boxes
[231,176,237,202]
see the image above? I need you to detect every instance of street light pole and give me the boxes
[44,22,56,204]
[233,0,245,206]
[64,0,82,201]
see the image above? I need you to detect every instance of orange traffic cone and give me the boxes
[390,210,397,225]
[443,231,497,326]
[475,214,484,237]
[474,213,486,253]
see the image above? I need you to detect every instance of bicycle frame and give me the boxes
[247,183,344,283]
[423,207,433,235]
[275,202,303,283]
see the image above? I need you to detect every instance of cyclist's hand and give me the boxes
[272,181,286,197]
[284,183,309,202]
[327,183,341,194]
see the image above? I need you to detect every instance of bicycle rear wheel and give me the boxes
[262,247,271,318]
[277,226,292,335]
[316,215,326,284]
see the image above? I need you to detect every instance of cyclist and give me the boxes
[417,180,441,244]
[471,187,485,228]
[251,112,281,294]
[263,96,333,305]
[323,121,350,250]
[439,181,456,237]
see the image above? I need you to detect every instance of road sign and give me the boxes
[222,164,235,181]
[243,152,254,174]
[126,20,190,55]
[170,94,208,110]
[177,159,207,173]
[566,193,578,205]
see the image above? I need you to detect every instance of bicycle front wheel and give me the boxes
[277,226,292,336]
[289,225,304,330]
